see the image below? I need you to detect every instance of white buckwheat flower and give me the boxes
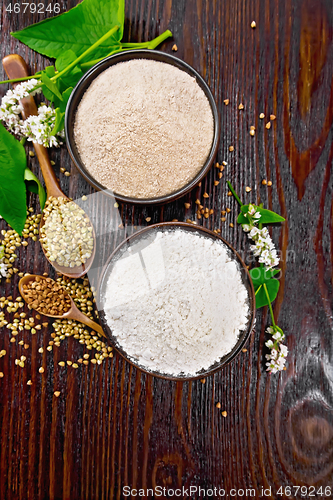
[0,79,41,133]
[265,325,288,373]
[248,227,280,269]
[20,105,63,148]
[247,204,256,215]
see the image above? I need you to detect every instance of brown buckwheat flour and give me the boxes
[74,59,214,199]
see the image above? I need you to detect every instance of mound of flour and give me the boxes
[104,229,249,376]
[74,59,214,199]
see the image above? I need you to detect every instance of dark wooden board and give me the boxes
[0,0,333,498]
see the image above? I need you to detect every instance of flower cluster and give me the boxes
[0,79,41,133]
[241,203,287,373]
[242,205,279,270]
[265,326,288,373]
[21,105,64,148]
[0,81,63,147]
[0,245,7,279]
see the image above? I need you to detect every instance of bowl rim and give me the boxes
[97,222,256,381]
[65,49,220,205]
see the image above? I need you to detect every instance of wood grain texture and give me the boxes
[1,0,333,498]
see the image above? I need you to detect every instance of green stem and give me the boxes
[0,74,39,85]
[80,49,121,70]
[120,42,150,48]
[80,30,173,70]
[52,24,120,81]
[147,29,173,49]
[20,137,27,146]
[263,283,276,327]
[227,181,243,206]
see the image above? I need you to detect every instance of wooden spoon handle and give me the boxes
[66,306,107,338]
[2,54,64,199]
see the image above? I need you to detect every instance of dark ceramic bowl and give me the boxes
[65,50,220,205]
[97,222,255,381]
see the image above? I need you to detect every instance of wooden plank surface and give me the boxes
[0,0,333,498]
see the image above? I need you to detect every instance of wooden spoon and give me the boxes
[2,54,96,279]
[19,274,106,338]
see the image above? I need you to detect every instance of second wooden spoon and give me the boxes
[19,274,106,338]
[3,54,96,279]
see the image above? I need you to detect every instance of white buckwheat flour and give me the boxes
[103,228,250,376]
[74,59,214,199]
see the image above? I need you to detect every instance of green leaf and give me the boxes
[241,204,285,224]
[237,212,249,225]
[24,168,46,211]
[0,123,27,234]
[59,87,73,113]
[44,65,56,78]
[55,51,84,90]
[55,50,77,72]
[255,280,280,308]
[11,0,125,60]
[250,267,280,286]
[41,72,63,102]
[51,108,65,137]
[250,267,280,308]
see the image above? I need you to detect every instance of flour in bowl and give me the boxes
[74,59,214,199]
[103,228,250,376]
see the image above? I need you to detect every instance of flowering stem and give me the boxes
[52,25,120,82]
[227,181,243,206]
[263,283,276,327]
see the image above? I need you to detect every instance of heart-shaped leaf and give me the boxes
[250,267,280,286]
[237,212,249,225]
[250,267,280,309]
[241,204,285,224]
[0,123,27,234]
[11,0,125,60]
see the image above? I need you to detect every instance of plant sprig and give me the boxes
[227,181,288,374]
